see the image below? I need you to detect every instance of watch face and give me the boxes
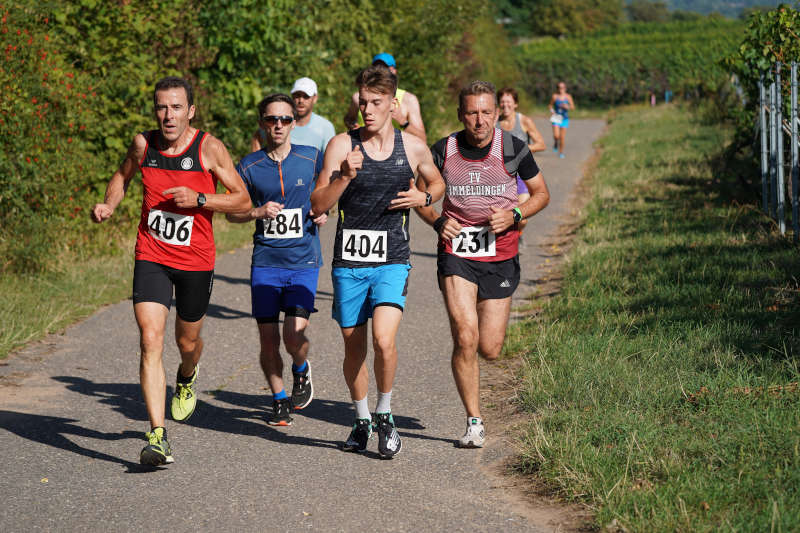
[197,193,206,207]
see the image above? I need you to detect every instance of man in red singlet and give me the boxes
[91,76,250,466]
[416,81,549,448]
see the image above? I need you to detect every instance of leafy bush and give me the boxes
[723,3,800,113]
[515,18,743,105]
[0,3,103,272]
[196,0,517,158]
[1,0,516,274]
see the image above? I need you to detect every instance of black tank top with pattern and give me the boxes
[333,129,415,267]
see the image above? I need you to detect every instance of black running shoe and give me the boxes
[291,361,313,410]
[373,412,402,459]
[342,418,372,453]
[268,398,293,426]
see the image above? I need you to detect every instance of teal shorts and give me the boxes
[331,263,411,327]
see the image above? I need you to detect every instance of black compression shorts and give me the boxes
[132,260,214,322]
[437,253,520,300]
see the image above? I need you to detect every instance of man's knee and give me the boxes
[452,326,479,353]
[283,330,307,356]
[372,334,396,359]
[478,336,504,361]
[176,333,201,354]
[139,328,164,354]
[478,346,502,361]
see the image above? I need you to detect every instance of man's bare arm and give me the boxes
[226,201,284,223]
[389,134,443,210]
[166,135,251,213]
[401,92,426,143]
[90,134,146,223]
[488,172,549,234]
[521,114,546,153]
[310,134,361,214]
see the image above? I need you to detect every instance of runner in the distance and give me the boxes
[91,76,250,465]
[228,93,327,426]
[251,77,335,154]
[416,80,549,448]
[496,86,546,242]
[344,53,427,143]
[549,81,575,159]
[312,64,444,458]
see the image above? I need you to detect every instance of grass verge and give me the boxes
[0,216,252,359]
[506,104,800,530]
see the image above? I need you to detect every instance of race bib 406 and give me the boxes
[264,207,303,239]
[342,229,387,263]
[147,209,194,247]
[452,226,496,258]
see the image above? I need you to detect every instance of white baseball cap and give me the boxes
[290,77,317,97]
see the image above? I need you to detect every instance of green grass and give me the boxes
[0,216,253,359]
[507,105,800,530]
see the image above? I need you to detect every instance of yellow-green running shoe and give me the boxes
[171,364,199,421]
[140,426,174,465]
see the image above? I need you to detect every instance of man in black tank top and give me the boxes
[311,64,444,458]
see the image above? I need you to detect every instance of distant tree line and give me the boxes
[493,0,783,37]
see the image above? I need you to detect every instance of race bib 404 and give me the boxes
[342,229,387,263]
[264,207,303,239]
[452,226,496,258]
[147,209,194,247]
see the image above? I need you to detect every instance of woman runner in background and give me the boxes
[549,81,575,159]
[496,87,545,245]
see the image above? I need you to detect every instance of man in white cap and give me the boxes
[344,53,426,143]
[251,77,336,153]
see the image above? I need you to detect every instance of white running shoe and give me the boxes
[457,417,485,448]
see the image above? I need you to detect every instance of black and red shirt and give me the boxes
[135,129,217,271]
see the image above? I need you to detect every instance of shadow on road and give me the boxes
[54,376,147,421]
[0,409,152,472]
[211,389,427,433]
[46,376,445,461]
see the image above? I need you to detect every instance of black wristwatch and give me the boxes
[197,192,206,208]
[512,207,522,223]
[424,192,432,206]
[400,121,410,130]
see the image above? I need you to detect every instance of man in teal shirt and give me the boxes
[251,77,336,154]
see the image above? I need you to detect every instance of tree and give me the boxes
[626,0,669,22]
[528,0,623,37]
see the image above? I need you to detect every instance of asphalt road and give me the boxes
[0,119,605,532]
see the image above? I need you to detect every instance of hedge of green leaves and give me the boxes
[515,18,744,105]
[0,0,516,273]
[723,3,800,128]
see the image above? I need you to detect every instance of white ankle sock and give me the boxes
[375,390,392,414]
[354,396,371,420]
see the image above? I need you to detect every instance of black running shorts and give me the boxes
[437,252,520,300]
[132,260,214,322]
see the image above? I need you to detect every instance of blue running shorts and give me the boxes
[331,263,411,328]
[251,266,319,321]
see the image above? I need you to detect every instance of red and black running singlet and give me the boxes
[135,129,217,271]
[440,128,519,262]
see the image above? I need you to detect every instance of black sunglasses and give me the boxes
[262,115,294,126]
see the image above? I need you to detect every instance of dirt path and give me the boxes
[0,118,605,532]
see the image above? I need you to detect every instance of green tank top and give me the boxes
[357,88,407,128]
